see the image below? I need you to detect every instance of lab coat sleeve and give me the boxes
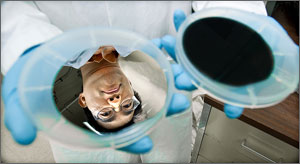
[192,1,267,16]
[1,1,63,75]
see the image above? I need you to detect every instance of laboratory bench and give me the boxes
[191,93,299,163]
[205,93,299,148]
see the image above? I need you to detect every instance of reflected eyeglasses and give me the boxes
[92,96,140,122]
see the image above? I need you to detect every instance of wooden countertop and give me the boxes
[204,92,299,148]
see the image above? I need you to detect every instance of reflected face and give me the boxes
[79,48,136,130]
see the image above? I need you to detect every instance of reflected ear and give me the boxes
[78,93,87,108]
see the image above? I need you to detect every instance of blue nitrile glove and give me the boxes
[2,44,41,145]
[2,44,190,154]
[158,9,244,119]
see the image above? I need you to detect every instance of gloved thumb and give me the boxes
[224,104,244,119]
[161,35,176,61]
[118,136,153,154]
[4,93,37,145]
[174,9,186,32]
[167,93,190,116]
[171,64,197,91]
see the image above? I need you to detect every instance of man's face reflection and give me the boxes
[78,46,136,130]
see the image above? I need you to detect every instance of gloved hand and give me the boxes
[154,9,244,119]
[2,44,190,154]
[2,45,41,145]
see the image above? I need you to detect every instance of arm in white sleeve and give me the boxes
[1,1,63,75]
[192,1,267,16]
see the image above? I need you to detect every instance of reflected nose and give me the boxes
[107,95,121,112]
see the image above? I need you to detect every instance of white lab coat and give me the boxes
[1,1,267,163]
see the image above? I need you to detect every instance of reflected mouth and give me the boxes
[103,84,121,94]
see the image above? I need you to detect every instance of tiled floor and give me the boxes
[1,100,55,163]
